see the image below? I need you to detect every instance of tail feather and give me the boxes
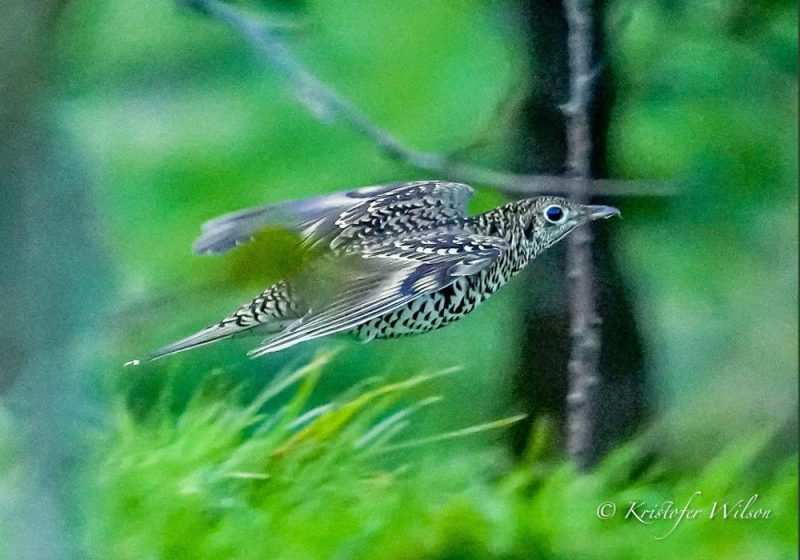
[125,279,302,366]
[126,322,246,366]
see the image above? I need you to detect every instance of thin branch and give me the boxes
[179,0,674,198]
[563,0,601,470]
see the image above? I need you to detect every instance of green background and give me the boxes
[0,0,796,558]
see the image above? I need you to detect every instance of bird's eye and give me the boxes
[544,204,566,224]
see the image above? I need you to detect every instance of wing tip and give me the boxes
[192,234,246,256]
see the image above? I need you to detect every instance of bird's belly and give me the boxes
[351,267,507,342]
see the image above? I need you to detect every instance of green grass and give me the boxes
[80,355,797,560]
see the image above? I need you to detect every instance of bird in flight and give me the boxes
[127,180,618,365]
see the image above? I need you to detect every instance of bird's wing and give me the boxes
[192,180,474,255]
[247,232,506,357]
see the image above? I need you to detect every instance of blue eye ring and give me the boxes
[544,204,566,224]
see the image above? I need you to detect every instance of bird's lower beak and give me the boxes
[587,205,621,220]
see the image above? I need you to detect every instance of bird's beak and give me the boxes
[586,205,621,220]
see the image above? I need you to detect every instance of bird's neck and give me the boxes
[470,204,519,238]
[469,205,531,270]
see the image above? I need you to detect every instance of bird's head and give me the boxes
[516,196,620,256]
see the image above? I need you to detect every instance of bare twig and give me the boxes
[179,0,674,198]
[563,0,601,470]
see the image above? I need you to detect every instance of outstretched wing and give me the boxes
[247,232,506,357]
[193,180,474,255]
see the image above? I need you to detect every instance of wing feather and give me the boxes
[192,180,474,255]
[247,233,506,357]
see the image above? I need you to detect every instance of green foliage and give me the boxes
[606,0,798,458]
[82,354,519,559]
[29,1,798,558]
[81,359,797,560]
[53,0,797,447]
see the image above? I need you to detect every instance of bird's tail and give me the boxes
[125,321,251,366]
[125,280,302,367]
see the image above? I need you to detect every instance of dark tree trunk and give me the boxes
[510,0,649,465]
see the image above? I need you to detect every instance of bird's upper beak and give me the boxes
[586,205,621,220]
